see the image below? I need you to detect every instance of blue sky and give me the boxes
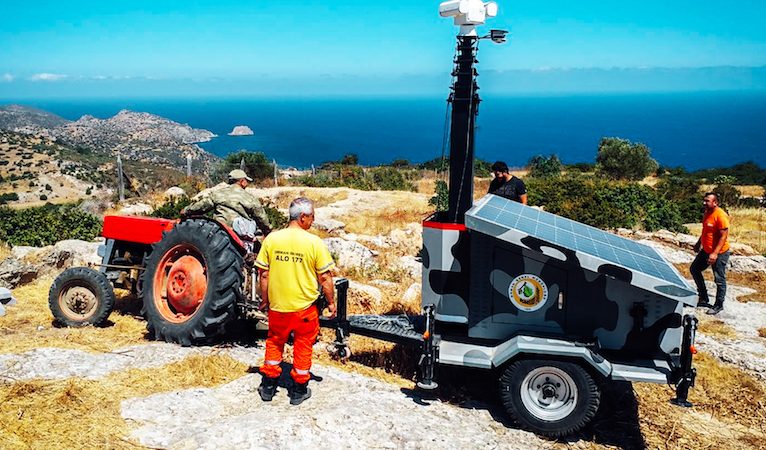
[1,0,765,97]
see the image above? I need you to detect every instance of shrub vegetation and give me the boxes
[595,137,658,181]
[0,203,102,246]
[526,175,686,232]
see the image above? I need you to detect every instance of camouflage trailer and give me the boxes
[320,0,699,439]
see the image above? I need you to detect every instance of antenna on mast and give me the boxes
[438,0,507,223]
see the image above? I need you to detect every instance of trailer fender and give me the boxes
[438,335,612,377]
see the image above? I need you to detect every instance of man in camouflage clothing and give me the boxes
[182,169,272,237]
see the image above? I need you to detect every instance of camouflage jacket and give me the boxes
[185,184,272,232]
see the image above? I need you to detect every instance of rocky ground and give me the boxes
[2,187,766,449]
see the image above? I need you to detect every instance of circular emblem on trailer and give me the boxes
[509,274,549,312]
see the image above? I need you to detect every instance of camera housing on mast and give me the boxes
[439,0,499,36]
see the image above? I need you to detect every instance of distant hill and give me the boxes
[0,104,224,207]
[0,104,220,173]
[0,105,68,133]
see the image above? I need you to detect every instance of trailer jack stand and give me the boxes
[671,314,698,408]
[416,304,439,391]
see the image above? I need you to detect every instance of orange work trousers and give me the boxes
[259,305,319,384]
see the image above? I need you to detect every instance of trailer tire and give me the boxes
[141,219,243,346]
[49,267,115,327]
[499,359,600,438]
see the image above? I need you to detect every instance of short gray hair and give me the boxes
[289,197,314,221]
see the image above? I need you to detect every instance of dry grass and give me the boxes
[738,185,766,198]
[634,353,766,449]
[0,242,11,261]
[634,352,766,449]
[0,277,147,354]
[727,207,766,255]
[269,188,350,209]
[341,204,430,236]
[0,353,248,449]
[697,319,738,339]
[675,264,766,304]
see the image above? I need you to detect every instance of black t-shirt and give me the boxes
[488,175,527,202]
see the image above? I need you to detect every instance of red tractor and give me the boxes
[48,215,264,345]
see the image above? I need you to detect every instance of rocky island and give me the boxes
[228,125,254,136]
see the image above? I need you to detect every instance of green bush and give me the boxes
[419,157,492,176]
[212,150,274,183]
[693,161,766,185]
[712,175,740,210]
[429,180,449,212]
[0,192,19,204]
[528,154,562,178]
[527,175,686,232]
[595,137,658,181]
[295,166,414,191]
[0,203,102,246]
[654,176,702,224]
[262,200,288,230]
[369,167,415,191]
[151,197,193,219]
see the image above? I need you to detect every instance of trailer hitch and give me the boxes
[671,314,698,407]
[319,278,351,361]
[416,304,439,391]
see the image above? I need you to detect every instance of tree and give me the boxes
[595,137,658,181]
[712,175,740,210]
[340,153,359,165]
[528,154,562,178]
[213,150,274,183]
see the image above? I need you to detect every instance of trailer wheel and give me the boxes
[499,359,600,438]
[49,267,115,327]
[141,219,243,346]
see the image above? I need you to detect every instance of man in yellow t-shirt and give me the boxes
[254,197,335,405]
[690,192,730,315]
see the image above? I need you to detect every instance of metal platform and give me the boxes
[346,314,426,346]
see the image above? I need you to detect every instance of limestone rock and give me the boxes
[347,280,383,313]
[227,125,254,136]
[322,238,376,270]
[78,199,113,216]
[0,258,38,289]
[729,255,766,274]
[313,217,345,233]
[396,255,422,279]
[403,283,421,303]
[164,186,187,200]
[119,202,153,216]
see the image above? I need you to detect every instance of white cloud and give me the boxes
[1,73,13,82]
[29,73,68,81]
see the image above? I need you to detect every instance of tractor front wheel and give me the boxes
[141,219,243,346]
[49,267,115,327]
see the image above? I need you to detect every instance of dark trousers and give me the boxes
[690,250,730,307]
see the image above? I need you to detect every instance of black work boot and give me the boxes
[289,382,312,406]
[258,376,279,401]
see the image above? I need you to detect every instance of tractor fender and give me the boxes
[437,335,612,377]
[182,217,248,255]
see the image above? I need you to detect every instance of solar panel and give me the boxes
[465,194,696,302]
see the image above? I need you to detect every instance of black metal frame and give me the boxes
[671,314,698,407]
[319,278,439,390]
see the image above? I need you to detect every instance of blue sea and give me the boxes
[11,92,766,171]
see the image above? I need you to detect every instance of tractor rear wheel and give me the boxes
[49,267,115,327]
[141,219,243,346]
[499,359,600,438]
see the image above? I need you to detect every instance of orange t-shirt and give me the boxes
[701,207,730,254]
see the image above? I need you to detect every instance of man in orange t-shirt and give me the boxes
[690,192,731,315]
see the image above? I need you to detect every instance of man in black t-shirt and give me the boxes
[488,161,527,204]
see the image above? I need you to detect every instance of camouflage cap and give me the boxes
[228,169,253,182]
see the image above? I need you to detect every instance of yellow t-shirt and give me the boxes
[254,227,335,312]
